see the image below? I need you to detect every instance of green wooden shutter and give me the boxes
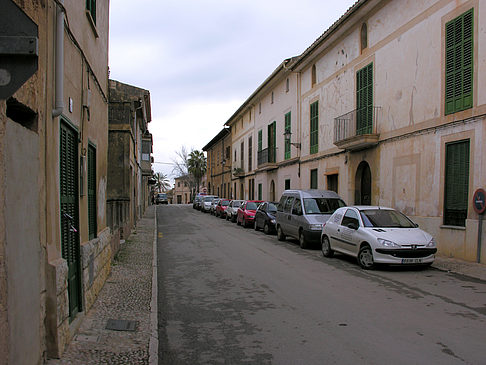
[445,9,473,115]
[60,121,82,319]
[284,112,291,160]
[86,0,96,24]
[258,130,262,151]
[268,121,276,163]
[310,102,319,154]
[88,145,97,240]
[444,140,469,226]
[356,63,373,135]
[258,183,262,200]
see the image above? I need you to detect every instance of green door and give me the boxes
[60,121,82,320]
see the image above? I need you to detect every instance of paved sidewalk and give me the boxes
[432,256,486,281]
[47,205,157,365]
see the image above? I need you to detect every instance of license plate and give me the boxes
[402,258,423,264]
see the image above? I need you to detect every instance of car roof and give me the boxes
[349,206,395,211]
[282,189,342,199]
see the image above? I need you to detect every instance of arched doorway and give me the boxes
[355,161,372,205]
[269,180,276,202]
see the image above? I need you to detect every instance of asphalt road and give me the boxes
[157,204,486,365]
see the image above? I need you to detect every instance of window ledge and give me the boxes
[86,10,99,38]
[440,225,466,231]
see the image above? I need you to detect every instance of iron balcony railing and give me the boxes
[334,106,381,143]
[257,147,276,166]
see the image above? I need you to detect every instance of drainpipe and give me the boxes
[52,0,64,118]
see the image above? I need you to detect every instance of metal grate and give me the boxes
[106,319,138,332]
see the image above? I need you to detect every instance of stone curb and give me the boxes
[148,207,158,365]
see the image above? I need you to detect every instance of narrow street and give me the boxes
[157,205,486,364]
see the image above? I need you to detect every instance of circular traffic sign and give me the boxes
[473,188,486,215]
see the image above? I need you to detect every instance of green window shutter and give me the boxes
[310,169,318,189]
[356,63,373,135]
[444,140,470,226]
[267,122,276,163]
[86,0,96,24]
[258,184,262,200]
[258,130,262,152]
[284,112,291,160]
[88,145,97,240]
[310,101,319,154]
[445,9,473,115]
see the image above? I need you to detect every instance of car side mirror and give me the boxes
[414,223,419,228]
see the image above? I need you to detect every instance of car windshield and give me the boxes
[246,202,261,210]
[158,194,167,198]
[360,209,416,228]
[221,201,230,206]
[267,203,278,213]
[303,198,346,214]
[204,197,214,202]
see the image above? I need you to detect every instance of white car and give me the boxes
[320,206,437,269]
[226,200,244,222]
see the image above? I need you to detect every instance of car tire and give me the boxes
[321,236,334,258]
[237,216,241,226]
[226,214,229,221]
[299,230,308,249]
[263,222,270,235]
[277,226,286,241]
[358,244,375,270]
[254,220,259,231]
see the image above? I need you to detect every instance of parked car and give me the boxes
[276,190,346,249]
[321,206,437,269]
[201,196,218,213]
[215,199,231,218]
[237,200,263,227]
[210,198,221,215]
[156,193,168,204]
[254,201,278,234]
[226,200,244,222]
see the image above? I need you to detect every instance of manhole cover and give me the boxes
[106,319,138,332]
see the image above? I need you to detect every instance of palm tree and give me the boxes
[187,150,206,198]
[155,172,171,192]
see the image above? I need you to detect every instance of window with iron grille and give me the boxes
[86,0,96,24]
[444,140,469,226]
[310,101,319,154]
[284,112,291,160]
[356,63,373,135]
[88,144,97,240]
[445,9,473,115]
[240,141,244,170]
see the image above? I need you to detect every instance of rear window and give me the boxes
[246,202,261,210]
[303,198,346,214]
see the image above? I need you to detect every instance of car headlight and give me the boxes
[309,224,323,230]
[426,238,436,248]
[271,219,276,224]
[377,238,400,247]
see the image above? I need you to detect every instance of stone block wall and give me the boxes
[81,227,112,311]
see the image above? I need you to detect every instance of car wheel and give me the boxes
[299,230,308,249]
[254,220,259,231]
[263,222,270,235]
[277,226,286,241]
[321,236,334,258]
[237,216,241,226]
[226,214,229,221]
[358,244,375,270]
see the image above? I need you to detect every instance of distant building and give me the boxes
[203,128,232,198]
[107,80,152,241]
[174,175,192,203]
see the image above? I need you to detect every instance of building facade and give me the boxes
[205,0,486,263]
[203,128,232,198]
[107,80,152,241]
[173,176,192,204]
[1,0,113,362]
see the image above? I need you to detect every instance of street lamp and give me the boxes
[283,130,301,149]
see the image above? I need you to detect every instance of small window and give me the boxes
[271,91,274,104]
[327,174,338,193]
[311,64,317,87]
[284,197,294,213]
[360,23,368,52]
[292,199,303,216]
[86,0,96,25]
[286,78,290,92]
[342,209,360,228]
[285,179,291,190]
[310,169,318,189]
[259,103,262,114]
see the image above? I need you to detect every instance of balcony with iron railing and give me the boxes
[333,106,381,151]
[257,147,278,171]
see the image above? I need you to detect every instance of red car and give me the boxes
[237,200,263,228]
[215,199,231,218]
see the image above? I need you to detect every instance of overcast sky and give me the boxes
[109,0,357,181]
